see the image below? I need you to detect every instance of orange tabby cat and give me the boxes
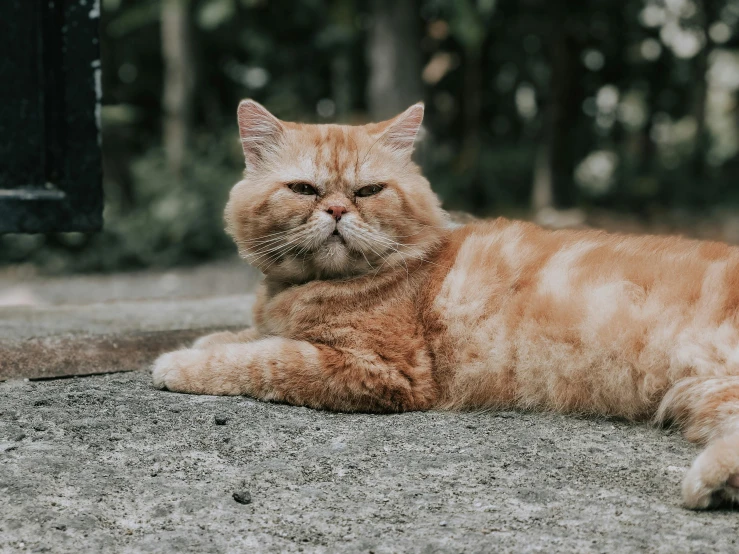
[153,100,739,509]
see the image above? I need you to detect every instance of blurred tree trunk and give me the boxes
[161,0,195,178]
[690,0,716,183]
[531,142,553,211]
[637,33,670,197]
[459,48,485,206]
[532,3,584,211]
[330,0,355,120]
[102,122,135,213]
[366,0,423,120]
[449,0,495,210]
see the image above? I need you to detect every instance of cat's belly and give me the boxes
[427,225,739,418]
[431,307,673,418]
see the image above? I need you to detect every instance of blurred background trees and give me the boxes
[4,0,739,272]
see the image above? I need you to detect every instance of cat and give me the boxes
[153,99,739,510]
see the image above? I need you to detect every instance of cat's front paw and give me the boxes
[192,331,239,349]
[192,328,260,349]
[682,433,739,509]
[151,348,209,393]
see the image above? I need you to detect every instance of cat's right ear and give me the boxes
[237,100,284,170]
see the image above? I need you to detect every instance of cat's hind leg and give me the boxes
[657,377,739,509]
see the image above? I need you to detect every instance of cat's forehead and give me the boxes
[298,123,374,153]
[280,123,381,187]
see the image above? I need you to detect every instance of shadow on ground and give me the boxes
[1,371,737,553]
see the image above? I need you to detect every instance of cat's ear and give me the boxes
[237,99,285,170]
[378,102,425,157]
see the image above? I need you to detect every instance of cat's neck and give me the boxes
[262,255,434,298]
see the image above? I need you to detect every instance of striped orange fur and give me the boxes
[153,100,739,509]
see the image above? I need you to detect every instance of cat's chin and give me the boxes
[259,241,374,282]
[314,240,356,272]
[324,233,346,245]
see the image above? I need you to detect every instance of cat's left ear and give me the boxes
[378,102,425,157]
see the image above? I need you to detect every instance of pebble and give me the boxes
[14,433,26,442]
[215,416,229,426]
[232,490,252,505]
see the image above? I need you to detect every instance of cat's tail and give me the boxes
[656,376,739,509]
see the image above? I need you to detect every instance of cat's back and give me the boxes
[428,217,739,313]
[421,217,739,413]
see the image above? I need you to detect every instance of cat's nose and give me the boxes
[326,206,347,221]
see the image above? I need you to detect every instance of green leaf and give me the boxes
[197,0,236,31]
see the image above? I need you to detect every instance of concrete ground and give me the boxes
[2,247,739,553]
[2,370,738,554]
[0,261,260,381]
[0,259,262,306]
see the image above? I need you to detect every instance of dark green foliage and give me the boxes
[4,0,739,272]
[0,136,240,273]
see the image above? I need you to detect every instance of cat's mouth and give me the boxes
[326,229,346,244]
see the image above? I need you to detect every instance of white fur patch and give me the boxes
[537,241,598,298]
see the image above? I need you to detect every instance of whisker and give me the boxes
[359,230,453,272]
[247,230,314,264]
[240,228,296,242]
[260,235,311,271]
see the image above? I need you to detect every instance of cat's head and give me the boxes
[225,100,448,282]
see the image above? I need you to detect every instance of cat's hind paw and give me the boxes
[682,433,739,509]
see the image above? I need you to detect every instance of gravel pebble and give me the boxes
[232,490,252,505]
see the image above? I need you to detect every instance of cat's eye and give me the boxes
[356,184,385,197]
[288,182,318,196]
